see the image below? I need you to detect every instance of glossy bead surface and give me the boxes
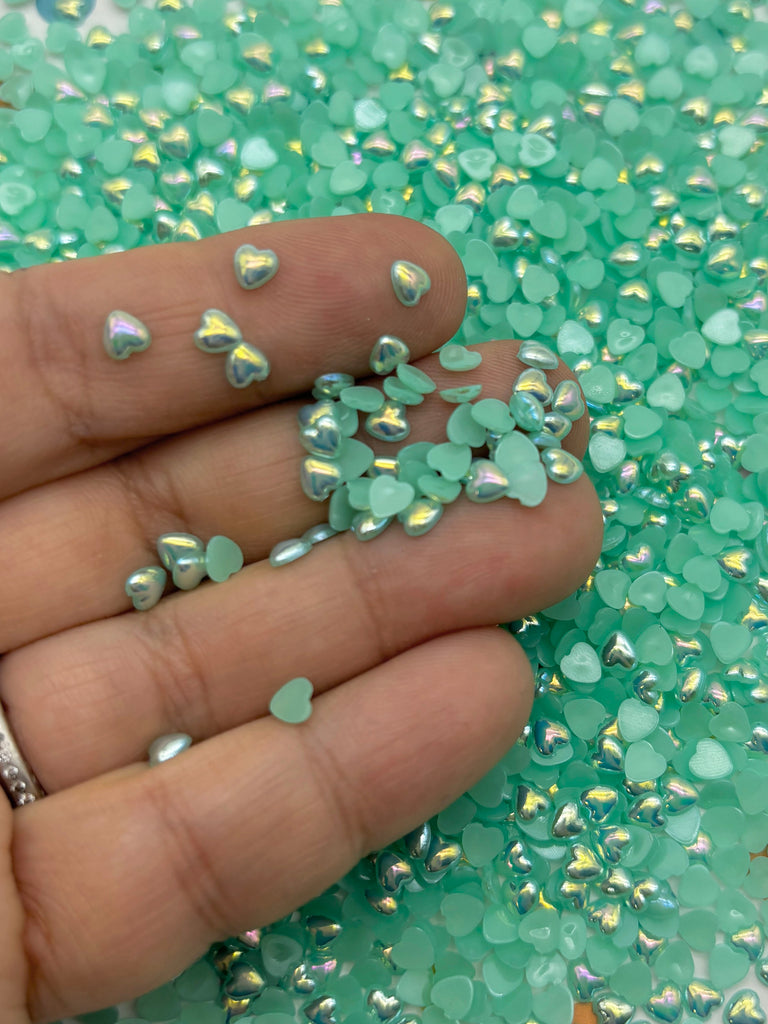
[225,342,270,387]
[148,732,192,766]
[233,243,279,289]
[103,309,151,359]
[391,260,431,307]
[194,308,242,353]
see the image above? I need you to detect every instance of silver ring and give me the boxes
[0,703,45,807]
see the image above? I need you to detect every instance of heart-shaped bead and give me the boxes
[172,553,207,591]
[194,308,242,353]
[205,535,244,583]
[688,737,733,779]
[365,400,411,443]
[225,341,270,387]
[369,475,415,518]
[156,533,207,590]
[301,457,342,502]
[541,448,584,483]
[269,676,314,724]
[299,412,342,458]
[646,985,682,1023]
[725,989,765,1024]
[148,732,192,766]
[624,740,667,781]
[125,565,166,611]
[464,459,509,502]
[103,310,151,360]
[233,243,279,290]
[370,334,410,375]
[391,259,431,307]
[399,497,443,537]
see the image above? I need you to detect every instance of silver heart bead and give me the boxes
[646,984,683,1023]
[725,990,766,1024]
[172,553,207,591]
[370,334,410,375]
[518,340,559,369]
[365,400,410,443]
[299,412,342,458]
[391,260,430,307]
[541,447,584,483]
[124,565,167,611]
[464,459,509,502]
[225,341,270,387]
[514,367,553,405]
[552,378,586,419]
[233,243,279,290]
[157,532,205,571]
[351,511,392,541]
[103,310,151,360]
[194,308,242,353]
[367,990,401,1022]
[375,851,413,893]
[148,732,192,766]
[301,458,342,502]
[399,497,443,536]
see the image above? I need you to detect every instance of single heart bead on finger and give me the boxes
[233,244,279,290]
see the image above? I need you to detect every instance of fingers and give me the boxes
[0,214,466,497]
[16,628,532,1022]
[4,455,601,791]
[0,340,589,651]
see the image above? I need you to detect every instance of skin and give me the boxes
[0,214,602,1022]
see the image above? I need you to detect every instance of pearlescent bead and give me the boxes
[103,309,151,360]
[365,400,411,443]
[233,243,279,289]
[398,497,443,536]
[403,822,431,859]
[509,392,545,432]
[301,523,338,545]
[541,411,572,440]
[391,259,431,307]
[464,459,509,502]
[552,379,586,420]
[194,308,242,353]
[514,367,553,405]
[351,511,392,541]
[148,732,192,766]
[541,448,584,483]
[375,851,413,893]
[156,533,206,590]
[172,553,208,591]
[225,341,270,387]
[370,335,410,375]
[269,537,312,567]
[313,372,354,398]
[299,407,342,458]
[300,457,342,502]
[519,340,559,369]
[125,565,166,611]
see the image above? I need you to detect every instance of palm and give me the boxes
[0,215,600,1023]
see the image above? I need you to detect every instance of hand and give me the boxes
[0,214,601,1022]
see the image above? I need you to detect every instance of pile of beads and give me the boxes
[125,533,243,611]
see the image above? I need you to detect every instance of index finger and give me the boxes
[3,213,466,498]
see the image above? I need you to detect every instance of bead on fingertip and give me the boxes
[103,310,151,360]
[225,341,270,387]
[233,243,279,290]
[194,308,242,353]
[148,732,192,766]
[391,260,431,307]
[125,565,166,611]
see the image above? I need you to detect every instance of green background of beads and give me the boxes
[8,0,767,1023]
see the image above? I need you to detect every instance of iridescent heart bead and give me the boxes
[552,378,586,419]
[125,565,167,611]
[365,400,411,443]
[518,339,559,369]
[391,259,431,307]
[233,243,279,289]
[148,732,192,766]
[399,497,443,536]
[103,309,151,360]
[509,392,545,432]
[725,991,766,1024]
[194,308,242,353]
[313,372,355,398]
[370,334,410,375]
[351,511,392,541]
[300,458,342,502]
[541,448,584,483]
[299,409,342,458]
[156,533,207,590]
[225,341,270,387]
[269,537,312,567]
[464,459,509,502]
[514,367,553,405]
